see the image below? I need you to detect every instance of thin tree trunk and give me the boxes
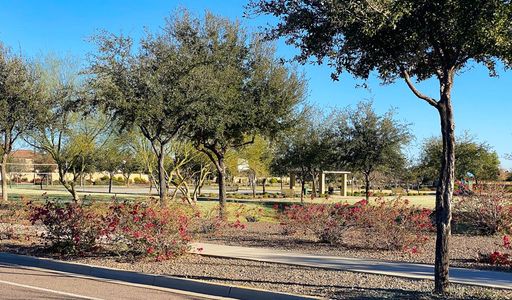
[108,173,113,194]
[217,156,227,218]
[364,173,370,201]
[1,153,8,202]
[157,149,167,206]
[434,99,455,294]
[262,178,267,194]
[311,171,317,198]
[300,178,305,204]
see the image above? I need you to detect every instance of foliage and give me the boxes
[26,56,109,202]
[279,198,433,251]
[89,10,202,204]
[28,200,102,255]
[271,109,334,202]
[177,11,305,216]
[479,236,512,266]
[418,135,501,183]
[454,183,512,235]
[102,201,192,260]
[331,101,410,200]
[0,43,45,201]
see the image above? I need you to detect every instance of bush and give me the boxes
[28,200,103,255]
[454,183,512,235]
[269,178,279,184]
[278,198,433,251]
[102,201,192,260]
[133,177,149,184]
[479,235,512,266]
[27,199,194,260]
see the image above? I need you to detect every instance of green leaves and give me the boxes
[249,0,512,84]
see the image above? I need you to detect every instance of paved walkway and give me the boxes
[191,242,512,290]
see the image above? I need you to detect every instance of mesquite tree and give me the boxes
[248,0,512,293]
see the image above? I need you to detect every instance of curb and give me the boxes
[0,252,319,300]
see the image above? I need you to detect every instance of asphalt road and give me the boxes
[0,263,219,300]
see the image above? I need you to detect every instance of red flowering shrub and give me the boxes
[28,200,103,255]
[454,183,512,235]
[479,235,512,266]
[28,199,194,260]
[279,198,433,251]
[102,201,192,260]
[362,198,433,251]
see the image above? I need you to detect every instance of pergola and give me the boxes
[289,170,351,197]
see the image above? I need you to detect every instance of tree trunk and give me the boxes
[157,150,167,206]
[262,178,267,194]
[1,153,8,202]
[364,173,370,201]
[108,173,113,194]
[300,178,305,204]
[217,156,227,218]
[311,171,317,198]
[434,99,455,294]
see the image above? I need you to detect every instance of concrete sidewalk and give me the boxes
[191,242,512,290]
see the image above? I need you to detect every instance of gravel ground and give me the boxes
[200,222,512,272]
[1,223,512,299]
[67,254,512,300]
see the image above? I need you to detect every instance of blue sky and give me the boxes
[1,0,511,168]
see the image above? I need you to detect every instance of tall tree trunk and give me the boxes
[108,173,113,194]
[262,178,267,194]
[364,173,370,201]
[157,149,167,206]
[1,152,8,202]
[311,171,317,198]
[434,98,455,294]
[217,156,227,218]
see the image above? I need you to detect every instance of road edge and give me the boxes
[0,252,319,300]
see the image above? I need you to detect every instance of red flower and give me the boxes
[504,235,511,249]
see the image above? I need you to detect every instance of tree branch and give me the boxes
[402,70,439,108]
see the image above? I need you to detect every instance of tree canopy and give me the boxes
[419,134,501,184]
[332,101,410,200]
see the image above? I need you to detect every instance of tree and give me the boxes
[94,132,134,193]
[332,102,410,200]
[182,12,305,217]
[419,135,500,185]
[89,10,203,206]
[0,44,43,201]
[166,140,214,203]
[26,57,108,202]
[248,0,512,292]
[272,112,333,203]
[227,135,273,197]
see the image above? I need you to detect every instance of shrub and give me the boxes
[27,199,194,260]
[28,200,103,255]
[133,177,149,184]
[479,235,512,266]
[362,198,433,251]
[102,201,192,260]
[278,198,433,251]
[454,183,512,235]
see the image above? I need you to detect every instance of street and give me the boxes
[0,263,219,300]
